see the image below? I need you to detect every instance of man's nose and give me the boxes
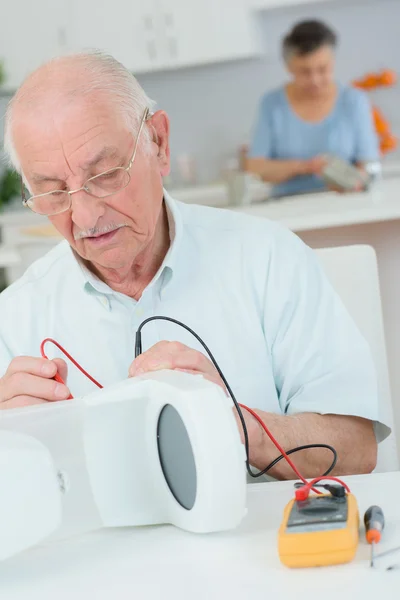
[70,190,106,231]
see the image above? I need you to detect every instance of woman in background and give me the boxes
[247,20,379,197]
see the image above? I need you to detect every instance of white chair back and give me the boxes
[316,244,398,473]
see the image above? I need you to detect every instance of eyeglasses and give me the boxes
[21,108,151,216]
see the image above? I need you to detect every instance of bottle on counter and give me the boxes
[223,145,252,207]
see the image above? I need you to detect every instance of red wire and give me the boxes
[306,476,351,493]
[40,338,349,495]
[40,338,103,399]
[240,404,323,494]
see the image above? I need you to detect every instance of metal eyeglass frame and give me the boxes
[21,107,151,216]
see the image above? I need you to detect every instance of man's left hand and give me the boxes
[129,341,265,447]
[128,341,225,391]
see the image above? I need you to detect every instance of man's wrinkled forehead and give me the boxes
[14,90,123,136]
[12,94,128,169]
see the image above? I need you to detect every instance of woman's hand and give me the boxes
[302,156,328,176]
[304,157,366,193]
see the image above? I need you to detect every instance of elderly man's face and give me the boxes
[13,96,170,271]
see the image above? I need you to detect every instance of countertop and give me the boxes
[234,176,400,232]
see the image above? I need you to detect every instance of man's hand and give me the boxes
[129,341,225,391]
[0,357,70,409]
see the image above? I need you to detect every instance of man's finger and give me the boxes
[130,341,186,375]
[130,348,211,377]
[2,372,70,403]
[0,396,49,410]
[53,358,68,383]
[6,356,59,378]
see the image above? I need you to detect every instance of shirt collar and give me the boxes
[73,189,182,299]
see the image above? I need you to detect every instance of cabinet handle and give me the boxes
[147,40,156,61]
[164,13,174,28]
[168,37,178,59]
[143,15,153,31]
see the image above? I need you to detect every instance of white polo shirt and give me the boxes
[0,192,389,440]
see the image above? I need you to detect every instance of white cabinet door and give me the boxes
[67,0,163,74]
[157,0,258,69]
[0,0,67,89]
[0,0,259,89]
[250,0,331,8]
[211,0,259,62]
[155,0,215,68]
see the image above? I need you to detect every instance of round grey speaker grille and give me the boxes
[157,404,197,510]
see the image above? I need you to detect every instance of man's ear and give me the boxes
[149,110,170,176]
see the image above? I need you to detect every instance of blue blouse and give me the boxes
[249,85,380,197]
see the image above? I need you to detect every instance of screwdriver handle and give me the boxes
[364,505,385,544]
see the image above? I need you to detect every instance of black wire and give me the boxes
[136,316,252,476]
[260,444,337,478]
[135,316,337,478]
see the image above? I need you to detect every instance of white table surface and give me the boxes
[1,471,400,600]
[235,177,400,232]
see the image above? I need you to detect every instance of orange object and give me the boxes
[373,107,389,135]
[352,70,398,155]
[353,69,396,90]
[364,505,385,567]
[366,529,382,545]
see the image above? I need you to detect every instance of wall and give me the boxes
[1,0,400,183]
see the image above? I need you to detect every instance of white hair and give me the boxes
[4,50,156,173]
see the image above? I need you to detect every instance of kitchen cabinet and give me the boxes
[68,0,258,73]
[67,0,163,74]
[62,0,258,74]
[250,0,332,8]
[0,0,68,90]
[0,0,259,90]
[156,0,258,69]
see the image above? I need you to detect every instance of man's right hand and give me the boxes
[0,357,70,409]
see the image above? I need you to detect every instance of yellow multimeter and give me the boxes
[278,492,359,568]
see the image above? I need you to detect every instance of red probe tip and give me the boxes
[295,487,310,501]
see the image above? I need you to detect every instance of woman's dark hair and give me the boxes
[282,20,337,60]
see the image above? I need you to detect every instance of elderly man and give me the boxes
[0,52,387,479]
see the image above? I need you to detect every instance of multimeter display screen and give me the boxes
[286,496,348,534]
